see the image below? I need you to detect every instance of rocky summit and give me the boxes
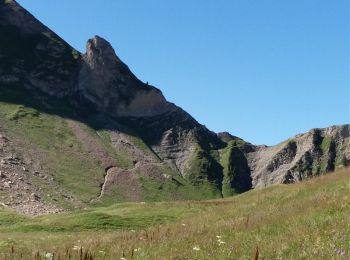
[0,0,349,215]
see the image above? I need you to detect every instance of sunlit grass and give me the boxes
[0,168,349,259]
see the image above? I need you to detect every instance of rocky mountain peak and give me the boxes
[85,35,123,70]
[78,35,173,117]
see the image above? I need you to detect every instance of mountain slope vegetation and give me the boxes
[0,168,349,259]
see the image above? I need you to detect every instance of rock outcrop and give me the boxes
[78,36,172,117]
[0,0,80,96]
[246,125,350,187]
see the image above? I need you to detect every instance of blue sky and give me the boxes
[17,0,349,145]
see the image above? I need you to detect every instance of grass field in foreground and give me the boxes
[0,168,349,259]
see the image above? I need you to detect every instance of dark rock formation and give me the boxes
[0,0,80,96]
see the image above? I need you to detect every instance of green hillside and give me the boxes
[0,168,348,259]
[0,83,220,210]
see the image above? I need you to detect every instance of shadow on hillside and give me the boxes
[0,83,253,195]
[0,83,140,136]
[0,83,226,148]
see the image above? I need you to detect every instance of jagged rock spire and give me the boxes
[85,36,124,70]
[78,36,171,117]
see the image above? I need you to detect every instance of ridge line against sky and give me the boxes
[17,0,349,145]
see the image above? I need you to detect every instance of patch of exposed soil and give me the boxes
[0,131,64,215]
[98,166,141,201]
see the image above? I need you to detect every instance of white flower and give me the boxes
[193,246,200,251]
[45,253,53,260]
[182,223,186,226]
[120,258,127,260]
[72,245,81,250]
[217,239,226,245]
[216,235,222,239]
[134,248,141,252]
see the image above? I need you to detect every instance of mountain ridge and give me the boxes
[0,0,349,215]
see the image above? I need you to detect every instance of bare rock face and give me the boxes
[78,36,172,117]
[0,0,45,34]
[246,125,350,188]
[120,107,225,176]
[0,0,81,96]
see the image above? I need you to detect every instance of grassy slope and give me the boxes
[0,84,213,207]
[184,146,224,199]
[220,137,252,196]
[0,85,111,206]
[0,168,348,259]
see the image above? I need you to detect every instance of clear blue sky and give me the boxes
[17,0,349,145]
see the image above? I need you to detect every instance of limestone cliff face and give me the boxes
[78,36,172,117]
[122,107,224,176]
[246,125,350,188]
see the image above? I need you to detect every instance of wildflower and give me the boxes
[134,248,141,252]
[217,239,226,245]
[182,223,186,226]
[130,229,136,233]
[120,258,127,260]
[45,253,53,260]
[216,235,222,239]
[72,245,81,250]
[193,246,200,251]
